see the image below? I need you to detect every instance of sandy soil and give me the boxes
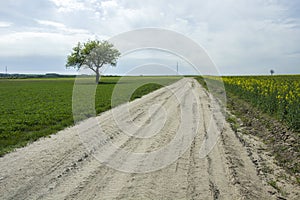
[0,78,297,199]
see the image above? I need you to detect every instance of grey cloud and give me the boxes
[0,0,300,74]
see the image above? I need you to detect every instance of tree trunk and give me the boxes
[95,69,100,84]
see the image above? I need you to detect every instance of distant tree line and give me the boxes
[0,73,76,79]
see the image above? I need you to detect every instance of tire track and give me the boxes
[0,78,277,200]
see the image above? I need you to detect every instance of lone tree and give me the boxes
[270,69,275,75]
[66,40,121,83]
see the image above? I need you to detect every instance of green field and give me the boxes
[0,76,180,156]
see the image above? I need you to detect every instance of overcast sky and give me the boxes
[0,0,300,75]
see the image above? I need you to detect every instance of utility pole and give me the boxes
[5,66,7,75]
[176,62,179,75]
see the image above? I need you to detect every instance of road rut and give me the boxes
[0,78,276,199]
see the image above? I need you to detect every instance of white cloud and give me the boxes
[0,21,12,28]
[36,19,90,35]
[49,0,87,12]
[0,0,299,74]
[0,31,93,57]
[36,20,65,29]
[101,0,118,9]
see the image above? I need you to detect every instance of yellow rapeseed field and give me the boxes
[207,75,300,131]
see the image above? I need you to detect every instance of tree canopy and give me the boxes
[66,40,121,83]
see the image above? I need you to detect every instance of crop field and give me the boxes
[0,76,180,156]
[1,76,300,199]
[222,75,300,131]
[196,75,300,181]
[198,75,300,131]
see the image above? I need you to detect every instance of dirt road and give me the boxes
[0,78,296,199]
